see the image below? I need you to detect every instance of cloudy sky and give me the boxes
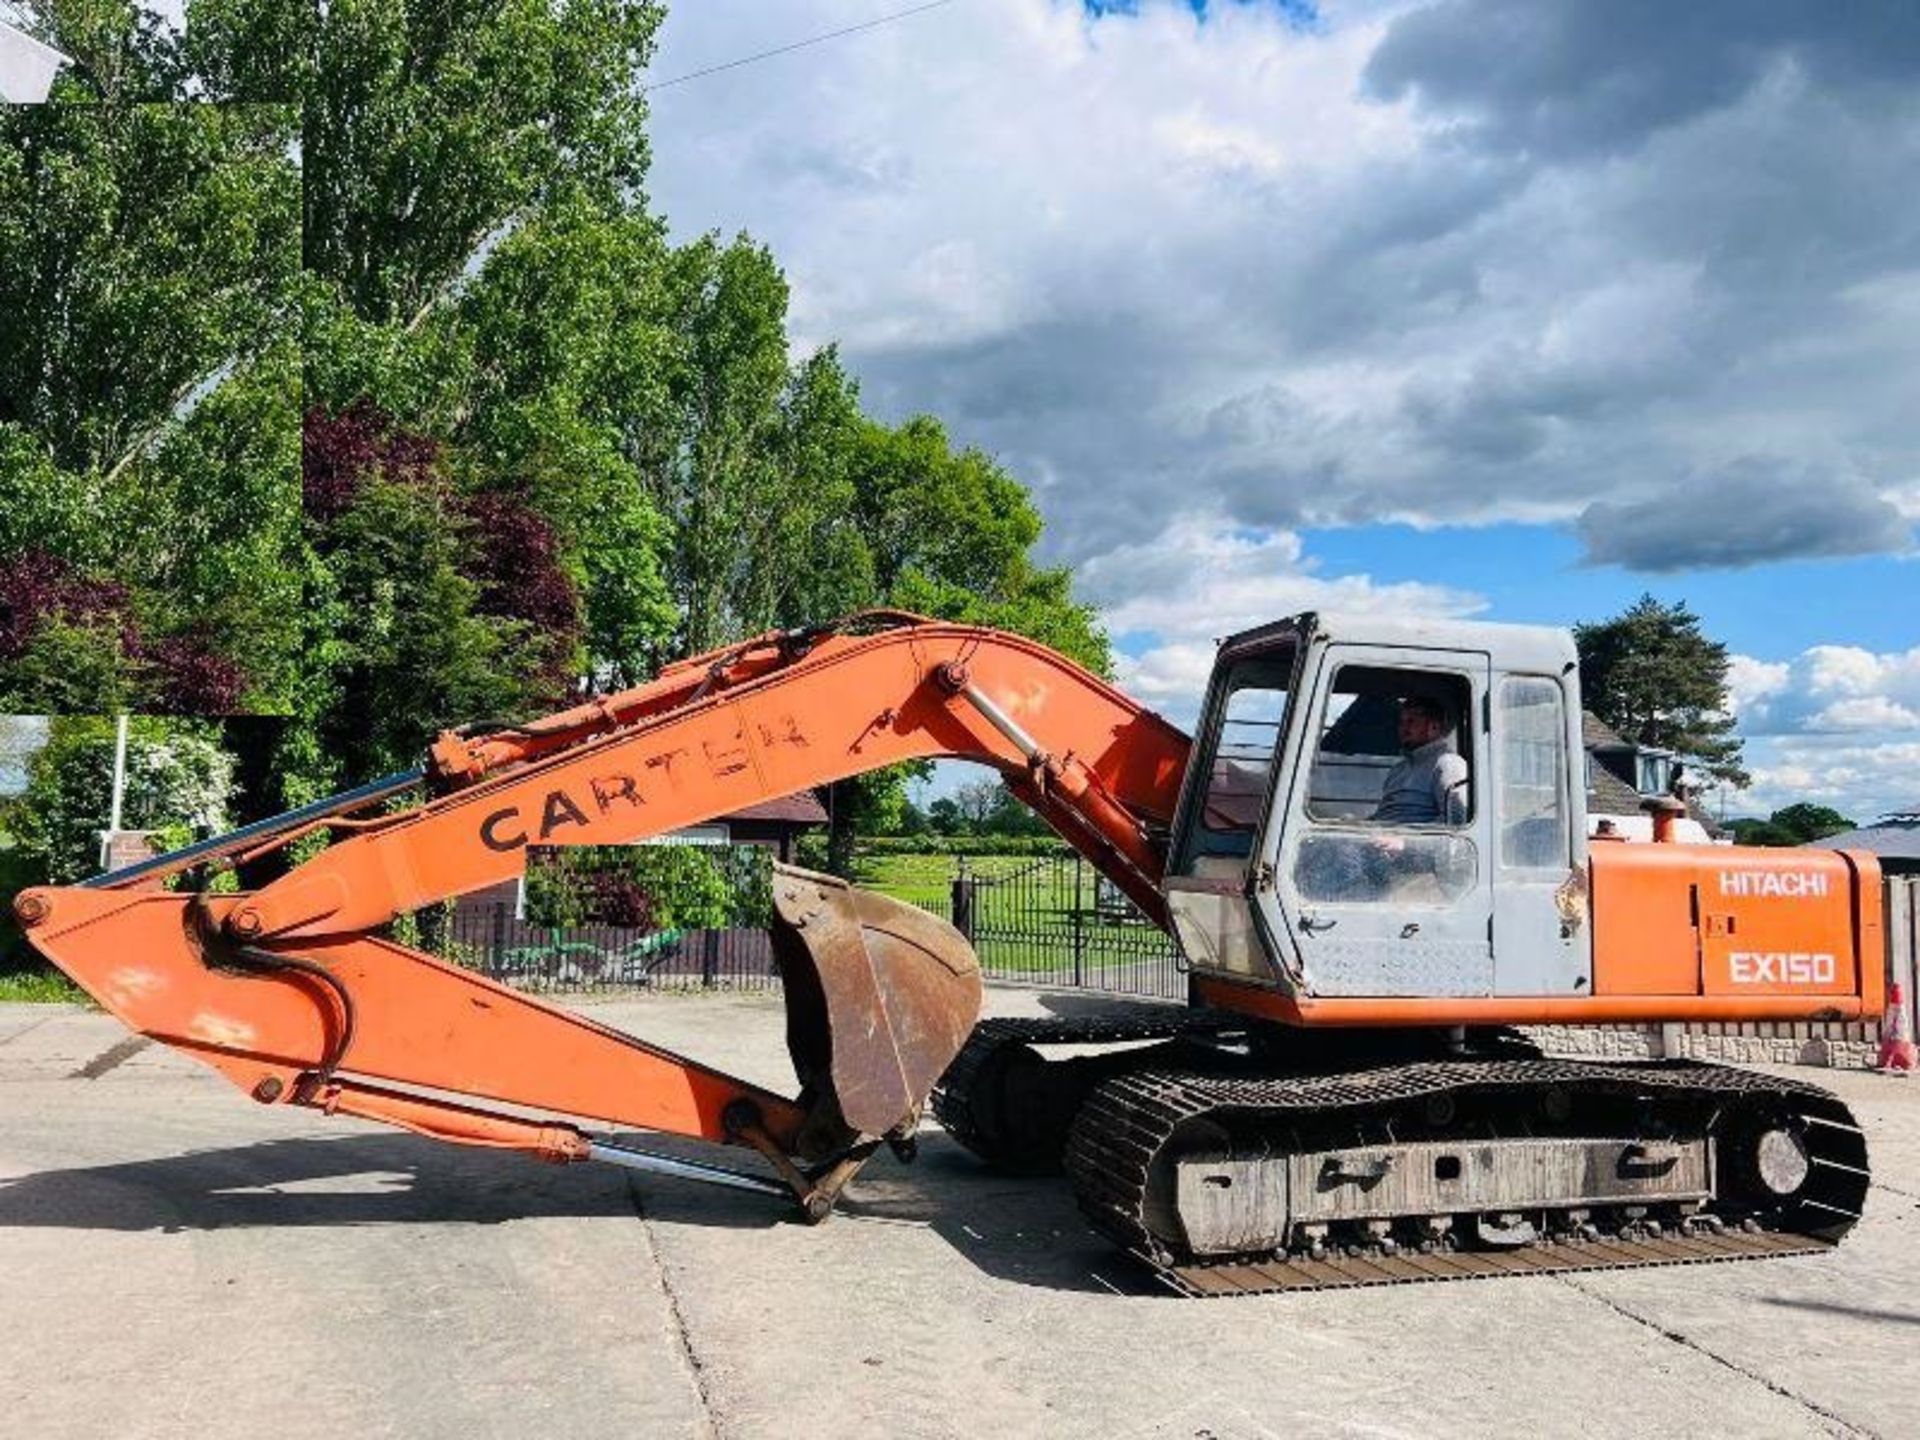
[644,0,1919,821]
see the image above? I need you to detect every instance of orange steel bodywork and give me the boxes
[22,886,805,1152]
[1197,843,1885,1027]
[1590,842,1880,1007]
[17,618,1187,1168]
[13,613,1891,1179]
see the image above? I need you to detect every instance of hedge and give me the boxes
[850,835,1074,859]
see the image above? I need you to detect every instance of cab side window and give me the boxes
[1179,653,1293,874]
[1304,666,1474,826]
[1293,664,1478,907]
[1498,677,1569,870]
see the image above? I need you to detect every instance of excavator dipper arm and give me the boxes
[15,615,1189,1217]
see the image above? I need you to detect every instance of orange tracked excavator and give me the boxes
[14,610,1883,1292]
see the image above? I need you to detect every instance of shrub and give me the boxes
[8,717,235,883]
[522,843,772,930]
[853,835,1072,859]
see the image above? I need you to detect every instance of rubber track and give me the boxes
[930,1011,1236,1158]
[1153,1228,1829,1297]
[1065,1058,1869,1296]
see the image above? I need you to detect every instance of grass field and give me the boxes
[849,851,1065,909]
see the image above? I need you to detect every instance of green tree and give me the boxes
[927,797,963,837]
[1769,803,1855,842]
[895,797,932,837]
[1574,595,1747,786]
[592,235,878,666]
[0,615,137,713]
[300,0,662,326]
[849,415,1108,673]
[0,90,300,711]
[270,3,696,775]
[0,100,298,476]
[637,235,803,653]
[985,783,1049,837]
[750,347,877,635]
[1730,803,1856,847]
[1724,818,1796,847]
[300,433,538,786]
[298,198,686,693]
[439,202,680,682]
[951,778,1001,833]
[283,13,689,763]
[177,0,314,101]
[137,343,304,709]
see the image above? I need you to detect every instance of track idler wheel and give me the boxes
[952,1041,1080,1173]
[768,864,983,1161]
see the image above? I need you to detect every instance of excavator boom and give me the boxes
[15,613,1189,1216]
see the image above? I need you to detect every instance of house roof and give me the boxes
[1582,710,1633,751]
[1579,710,1681,758]
[1811,816,1920,862]
[725,792,828,826]
[1586,765,1647,819]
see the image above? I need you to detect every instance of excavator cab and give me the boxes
[1164,612,1592,1007]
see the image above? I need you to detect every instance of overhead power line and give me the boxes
[642,0,961,94]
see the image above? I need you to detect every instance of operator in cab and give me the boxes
[1339,697,1470,900]
[1373,697,1469,827]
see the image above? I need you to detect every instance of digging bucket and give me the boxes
[768,863,983,1156]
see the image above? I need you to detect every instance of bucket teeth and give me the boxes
[769,863,983,1146]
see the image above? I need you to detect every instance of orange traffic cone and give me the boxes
[1879,982,1916,1073]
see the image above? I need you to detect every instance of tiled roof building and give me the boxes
[1812,805,1920,874]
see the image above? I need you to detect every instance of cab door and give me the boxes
[1161,640,1299,984]
[1258,644,1495,998]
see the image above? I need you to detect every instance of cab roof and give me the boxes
[1220,611,1577,675]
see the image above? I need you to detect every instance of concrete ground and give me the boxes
[1,991,1916,1440]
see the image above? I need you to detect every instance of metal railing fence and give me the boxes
[948,853,1183,999]
[441,904,779,992]
[436,851,1184,999]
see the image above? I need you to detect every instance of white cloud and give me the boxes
[1735,644,1920,736]
[1079,515,1483,718]
[1726,654,1790,714]
[1812,696,1920,732]
[1112,640,1220,715]
[1736,737,1920,825]
[647,0,1920,573]
[1725,641,1920,821]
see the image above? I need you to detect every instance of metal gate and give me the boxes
[950,853,1182,999]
